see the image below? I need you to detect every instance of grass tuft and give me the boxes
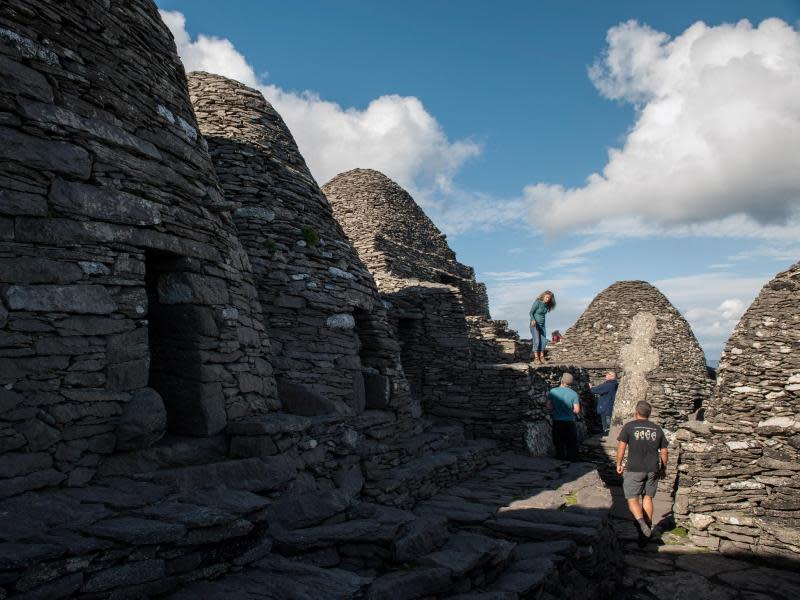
[302,227,320,247]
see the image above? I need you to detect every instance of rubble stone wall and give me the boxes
[675,261,800,561]
[0,0,275,496]
[548,281,712,432]
[323,170,541,451]
[322,169,490,318]
[187,73,413,417]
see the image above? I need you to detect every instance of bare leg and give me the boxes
[642,495,654,526]
[626,497,644,520]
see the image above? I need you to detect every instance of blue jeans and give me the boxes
[530,322,546,353]
[601,414,611,433]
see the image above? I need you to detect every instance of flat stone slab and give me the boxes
[717,567,800,600]
[490,556,555,595]
[646,572,737,600]
[673,553,753,578]
[367,566,452,600]
[84,516,186,545]
[486,517,599,545]
[420,532,514,577]
[272,519,403,553]
[169,554,370,599]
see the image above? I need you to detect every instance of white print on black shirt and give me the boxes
[633,428,658,441]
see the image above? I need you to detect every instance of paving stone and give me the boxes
[85,517,186,545]
[83,559,166,593]
[367,566,452,600]
[168,555,371,599]
[392,515,449,563]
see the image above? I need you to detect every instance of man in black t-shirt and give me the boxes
[616,401,668,542]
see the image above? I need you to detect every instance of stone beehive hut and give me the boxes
[674,261,800,560]
[0,0,276,495]
[323,170,546,452]
[548,280,712,432]
[187,73,411,417]
[0,3,623,597]
[322,168,491,318]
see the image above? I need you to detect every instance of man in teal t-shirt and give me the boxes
[546,372,581,460]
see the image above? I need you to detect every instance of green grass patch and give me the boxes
[563,493,578,506]
[302,227,320,247]
[667,526,689,537]
[262,238,276,253]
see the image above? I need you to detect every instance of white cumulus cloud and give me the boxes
[160,10,480,211]
[527,18,800,237]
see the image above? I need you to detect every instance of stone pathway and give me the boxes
[170,452,619,599]
[580,434,800,600]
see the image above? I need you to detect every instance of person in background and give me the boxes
[616,401,668,546]
[551,330,562,344]
[529,290,556,365]
[592,371,618,435]
[546,372,580,460]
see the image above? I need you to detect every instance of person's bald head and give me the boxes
[605,371,616,381]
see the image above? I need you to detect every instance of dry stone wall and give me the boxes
[548,281,712,432]
[323,169,490,318]
[187,73,412,417]
[0,0,275,496]
[675,261,800,561]
[323,170,546,452]
[0,4,624,597]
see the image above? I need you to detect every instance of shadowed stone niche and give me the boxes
[548,281,713,433]
[187,73,412,417]
[675,260,800,561]
[0,0,276,494]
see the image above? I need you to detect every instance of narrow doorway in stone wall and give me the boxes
[352,309,387,412]
[396,317,425,404]
[144,250,224,436]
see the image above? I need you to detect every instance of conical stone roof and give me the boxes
[0,0,277,489]
[322,169,490,318]
[549,280,711,430]
[675,261,800,558]
[188,74,411,416]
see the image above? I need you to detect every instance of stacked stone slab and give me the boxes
[187,73,413,418]
[0,0,276,496]
[323,169,545,452]
[324,169,490,318]
[674,261,800,561]
[548,280,712,433]
[0,3,625,597]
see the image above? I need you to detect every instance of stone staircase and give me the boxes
[0,413,619,599]
[167,452,619,599]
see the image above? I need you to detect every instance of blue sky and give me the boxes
[157,1,800,361]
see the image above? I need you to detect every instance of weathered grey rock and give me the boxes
[4,285,117,314]
[367,566,452,600]
[676,262,800,559]
[115,387,167,451]
[83,559,166,593]
[392,515,449,562]
[86,517,186,545]
[278,379,341,417]
[169,555,371,599]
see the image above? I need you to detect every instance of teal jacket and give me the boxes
[529,299,548,328]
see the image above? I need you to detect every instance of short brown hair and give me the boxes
[636,401,652,418]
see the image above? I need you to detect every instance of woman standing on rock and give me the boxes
[529,290,556,365]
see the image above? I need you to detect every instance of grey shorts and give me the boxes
[623,471,659,499]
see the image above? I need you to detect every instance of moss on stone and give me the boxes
[302,227,319,247]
